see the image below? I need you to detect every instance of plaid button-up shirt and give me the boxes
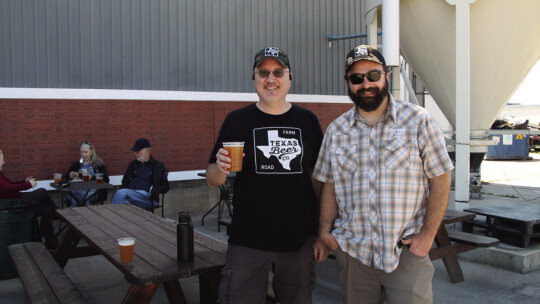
[313,96,453,272]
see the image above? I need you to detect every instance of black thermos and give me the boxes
[177,212,194,262]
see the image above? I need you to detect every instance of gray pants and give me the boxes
[334,246,434,304]
[219,238,315,304]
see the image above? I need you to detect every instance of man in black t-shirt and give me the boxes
[206,47,327,303]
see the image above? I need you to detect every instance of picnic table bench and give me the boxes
[8,242,88,304]
[429,209,499,283]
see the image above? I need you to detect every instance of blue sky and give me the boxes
[509,59,540,105]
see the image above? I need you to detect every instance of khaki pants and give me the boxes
[334,246,434,304]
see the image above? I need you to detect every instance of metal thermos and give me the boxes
[177,212,194,262]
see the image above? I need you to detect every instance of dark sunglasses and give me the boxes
[346,70,386,85]
[254,69,288,78]
[81,142,93,149]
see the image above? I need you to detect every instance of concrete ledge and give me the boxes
[458,242,540,274]
[37,170,217,218]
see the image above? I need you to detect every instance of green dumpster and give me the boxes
[0,199,34,280]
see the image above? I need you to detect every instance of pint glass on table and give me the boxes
[53,173,62,184]
[95,173,104,184]
[118,237,135,264]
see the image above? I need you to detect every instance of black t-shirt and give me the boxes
[209,103,323,251]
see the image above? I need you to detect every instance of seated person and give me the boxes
[64,142,110,206]
[111,138,169,210]
[0,149,58,249]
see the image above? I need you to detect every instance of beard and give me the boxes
[348,78,389,112]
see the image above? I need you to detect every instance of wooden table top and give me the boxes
[56,204,227,286]
[442,209,476,225]
[465,203,540,222]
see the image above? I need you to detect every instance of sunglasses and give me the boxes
[254,69,288,78]
[81,142,93,149]
[346,70,386,85]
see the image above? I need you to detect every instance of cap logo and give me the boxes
[355,46,369,58]
[265,47,280,57]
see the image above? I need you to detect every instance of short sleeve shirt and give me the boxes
[209,103,323,252]
[313,96,454,272]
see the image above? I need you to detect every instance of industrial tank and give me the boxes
[369,0,540,130]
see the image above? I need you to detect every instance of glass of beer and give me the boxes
[81,169,90,182]
[53,173,62,184]
[222,142,245,172]
[118,237,135,264]
[95,173,104,184]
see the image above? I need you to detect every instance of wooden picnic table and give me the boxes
[52,204,227,304]
[464,202,540,248]
[50,180,113,207]
[430,209,498,283]
[429,209,475,283]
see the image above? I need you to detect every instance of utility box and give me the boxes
[486,132,530,160]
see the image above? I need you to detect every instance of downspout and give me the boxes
[446,0,476,205]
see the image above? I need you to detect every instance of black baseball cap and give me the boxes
[253,46,291,70]
[345,45,386,72]
[130,138,151,152]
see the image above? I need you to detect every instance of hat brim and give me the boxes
[255,57,288,69]
[349,57,384,68]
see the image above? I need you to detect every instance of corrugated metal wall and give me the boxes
[0,0,368,95]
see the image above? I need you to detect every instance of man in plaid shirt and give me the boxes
[313,45,453,304]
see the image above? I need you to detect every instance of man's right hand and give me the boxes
[215,148,232,174]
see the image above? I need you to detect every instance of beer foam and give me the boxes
[223,142,244,147]
[118,237,135,246]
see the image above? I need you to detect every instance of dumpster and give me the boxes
[486,132,530,160]
[0,199,34,280]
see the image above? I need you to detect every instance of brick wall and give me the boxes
[0,99,352,180]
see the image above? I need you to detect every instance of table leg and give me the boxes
[199,271,221,304]
[56,192,70,236]
[434,225,465,283]
[122,283,159,304]
[486,216,497,238]
[163,280,188,304]
[80,189,99,206]
[53,227,81,268]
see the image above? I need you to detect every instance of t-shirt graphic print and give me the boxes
[254,127,303,174]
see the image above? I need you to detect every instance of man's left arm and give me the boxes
[401,172,451,256]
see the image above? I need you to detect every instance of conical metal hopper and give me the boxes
[398,0,540,130]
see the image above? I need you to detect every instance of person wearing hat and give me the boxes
[312,45,453,303]
[206,46,324,303]
[110,138,169,210]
